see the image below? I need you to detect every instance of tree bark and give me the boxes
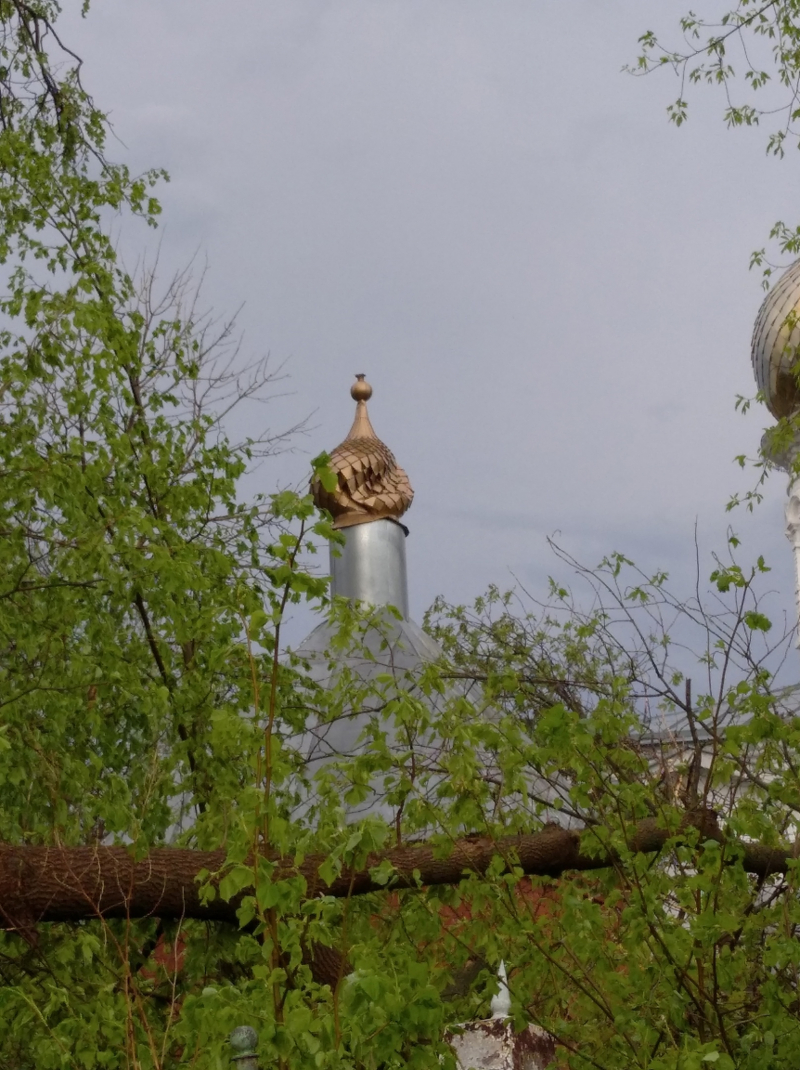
[0,810,789,932]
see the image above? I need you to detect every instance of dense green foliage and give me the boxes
[5,4,800,1070]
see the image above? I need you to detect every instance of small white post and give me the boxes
[447,961,555,1070]
[490,961,511,1019]
[786,469,800,650]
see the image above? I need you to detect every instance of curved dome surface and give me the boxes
[752,258,800,419]
[311,375,413,529]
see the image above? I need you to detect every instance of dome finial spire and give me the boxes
[346,374,378,440]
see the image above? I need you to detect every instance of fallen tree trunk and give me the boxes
[0,810,790,932]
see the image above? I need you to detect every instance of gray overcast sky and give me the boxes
[62,1,800,644]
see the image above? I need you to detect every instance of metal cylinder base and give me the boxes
[330,518,409,618]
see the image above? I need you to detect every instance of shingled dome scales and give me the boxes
[311,374,413,529]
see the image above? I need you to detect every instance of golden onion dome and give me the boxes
[311,375,414,529]
[752,259,800,419]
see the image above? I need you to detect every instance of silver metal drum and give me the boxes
[330,517,409,618]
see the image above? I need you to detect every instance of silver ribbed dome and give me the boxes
[752,259,800,419]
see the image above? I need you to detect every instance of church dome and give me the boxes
[311,375,413,529]
[752,259,800,419]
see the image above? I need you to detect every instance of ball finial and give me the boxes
[351,374,372,402]
[229,1026,258,1055]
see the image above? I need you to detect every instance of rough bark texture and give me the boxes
[0,810,789,932]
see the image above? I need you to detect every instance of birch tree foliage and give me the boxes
[5,4,800,1070]
[630,2,800,503]
[0,1,334,1062]
[631,0,800,268]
